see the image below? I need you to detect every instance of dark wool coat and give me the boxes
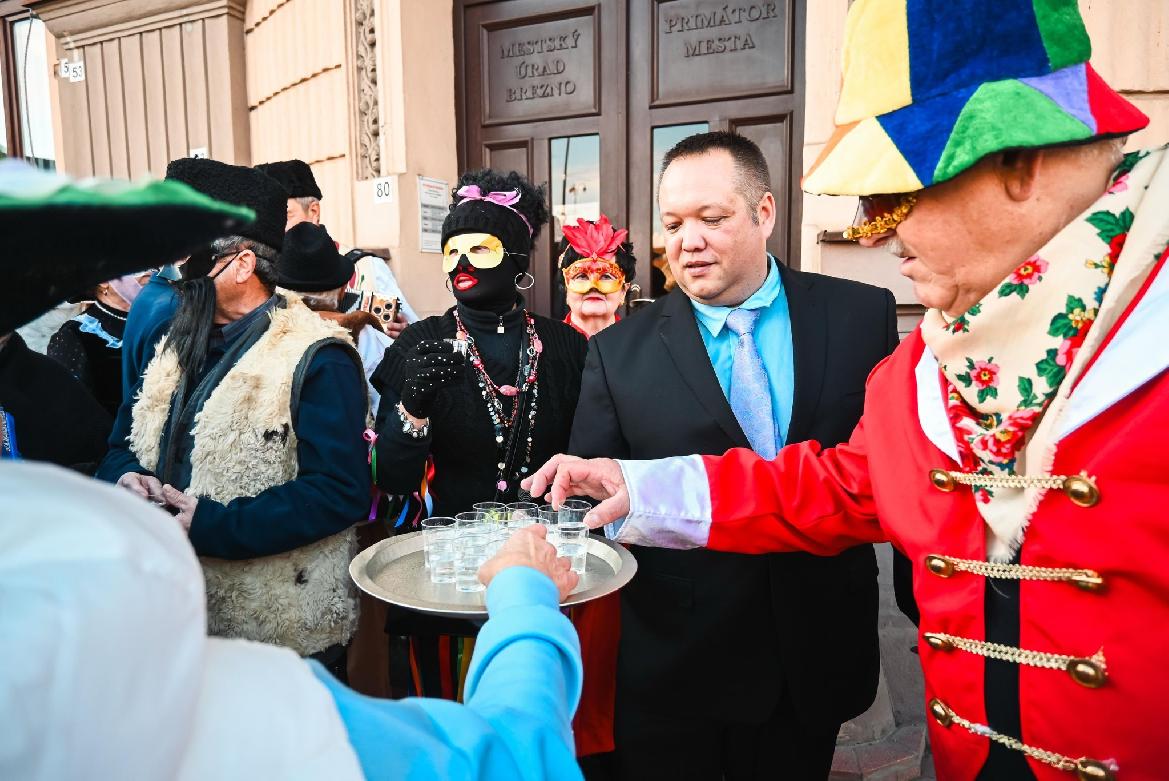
[0,333,111,472]
[371,304,586,518]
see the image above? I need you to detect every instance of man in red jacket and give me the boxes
[524,1,1169,779]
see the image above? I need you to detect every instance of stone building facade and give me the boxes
[8,0,1165,320]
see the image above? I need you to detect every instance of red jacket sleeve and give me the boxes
[704,415,885,555]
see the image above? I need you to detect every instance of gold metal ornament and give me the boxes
[844,194,917,241]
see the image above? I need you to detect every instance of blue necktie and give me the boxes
[725,308,777,459]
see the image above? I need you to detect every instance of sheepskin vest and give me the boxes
[130,298,362,656]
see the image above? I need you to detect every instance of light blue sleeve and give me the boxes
[309,566,584,781]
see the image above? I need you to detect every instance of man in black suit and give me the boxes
[568,132,898,779]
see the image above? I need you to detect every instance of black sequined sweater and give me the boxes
[370,303,586,517]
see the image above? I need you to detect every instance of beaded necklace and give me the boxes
[92,300,128,322]
[452,308,543,495]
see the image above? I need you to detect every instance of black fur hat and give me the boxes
[440,169,548,268]
[165,158,287,251]
[277,222,354,292]
[254,159,323,200]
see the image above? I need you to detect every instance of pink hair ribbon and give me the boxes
[455,184,533,236]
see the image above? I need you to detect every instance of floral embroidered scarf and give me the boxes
[921,148,1163,561]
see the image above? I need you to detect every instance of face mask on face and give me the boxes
[448,256,523,312]
[444,232,525,312]
[107,273,149,307]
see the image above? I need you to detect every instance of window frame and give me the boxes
[0,1,40,160]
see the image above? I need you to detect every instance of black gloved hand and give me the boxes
[400,340,465,420]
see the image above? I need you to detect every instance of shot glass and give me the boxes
[557,520,589,575]
[486,523,507,556]
[506,502,539,529]
[455,511,484,531]
[444,338,470,357]
[537,504,561,546]
[420,516,456,570]
[429,532,457,584]
[473,502,507,524]
[455,529,491,593]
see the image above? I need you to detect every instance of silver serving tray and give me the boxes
[350,531,638,618]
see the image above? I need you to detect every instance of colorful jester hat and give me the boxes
[802,0,1150,196]
[560,215,629,263]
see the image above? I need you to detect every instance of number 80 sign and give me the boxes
[372,177,396,204]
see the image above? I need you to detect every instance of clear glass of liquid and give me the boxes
[557,520,589,574]
[429,540,457,584]
[537,504,561,546]
[421,516,456,569]
[455,529,491,593]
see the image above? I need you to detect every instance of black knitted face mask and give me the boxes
[449,252,521,313]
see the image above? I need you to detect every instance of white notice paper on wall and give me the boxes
[372,177,397,204]
[418,176,448,253]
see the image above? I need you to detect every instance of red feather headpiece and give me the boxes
[561,215,628,261]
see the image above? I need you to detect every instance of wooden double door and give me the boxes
[455,0,806,317]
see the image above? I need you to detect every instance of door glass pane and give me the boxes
[549,134,601,242]
[13,18,56,170]
[734,119,789,262]
[650,122,707,296]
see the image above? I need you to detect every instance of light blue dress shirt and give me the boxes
[690,255,794,447]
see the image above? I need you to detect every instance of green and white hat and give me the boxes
[0,161,253,332]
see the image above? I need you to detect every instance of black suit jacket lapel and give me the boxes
[658,289,750,448]
[781,264,826,445]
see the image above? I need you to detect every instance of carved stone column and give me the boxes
[353,0,381,181]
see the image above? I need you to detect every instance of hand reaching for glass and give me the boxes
[520,455,630,529]
[478,524,579,601]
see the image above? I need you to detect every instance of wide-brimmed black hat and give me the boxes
[165,158,286,250]
[276,222,354,292]
[0,160,253,333]
[254,159,322,200]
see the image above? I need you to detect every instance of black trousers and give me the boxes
[609,689,840,781]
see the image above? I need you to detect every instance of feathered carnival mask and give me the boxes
[560,215,629,295]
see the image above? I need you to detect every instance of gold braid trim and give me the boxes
[942,471,1067,490]
[927,555,1102,585]
[924,633,1106,673]
[931,700,1117,778]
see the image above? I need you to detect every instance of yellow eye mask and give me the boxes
[442,233,505,272]
[562,258,626,294]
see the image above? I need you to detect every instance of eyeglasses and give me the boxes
[844,193,917,241]
[207,250,244,279]
[562,258,626,295]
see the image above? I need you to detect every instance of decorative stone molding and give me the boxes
[31,0,244,48]
[353,0,381,180]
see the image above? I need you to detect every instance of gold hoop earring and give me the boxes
[444,277,453,293]
[515,272,535,291]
